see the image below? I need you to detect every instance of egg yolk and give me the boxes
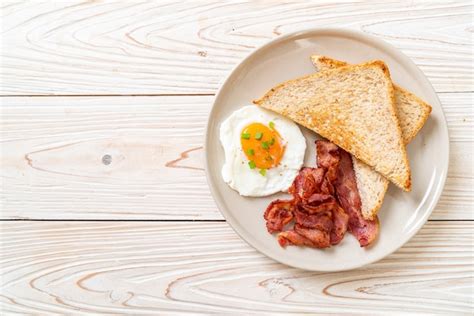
[241,122,285,170]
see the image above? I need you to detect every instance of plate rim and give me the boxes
[204,27,450,271]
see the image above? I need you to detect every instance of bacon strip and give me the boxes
[294,208,333,232]
[301,193,337,214]
[333,149,379,247]
[278,230,314,248]
[263,199,295,233]
[264,139,378,250]
[278,224,331,248]
[316,140,340,182]
[294,224,331,248]
[330,205,349,245]
[289,167,324,201]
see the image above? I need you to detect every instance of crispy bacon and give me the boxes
[289,168,338,214]
[263,199,295,233]
[320,175,335,195]
[278,224,331,248]
[289,167,325,201]
[330,205,349,245]
[300,193,337,214]
[278,230,314,248]
[264,139,378,250]
[350,216,380,247]
[316,140,340,182]
[294,224,331,248]
[307,193,335,205]
[334,148,379,247]
[294,208,333,232]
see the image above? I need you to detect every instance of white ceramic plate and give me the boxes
[204,28,449,271]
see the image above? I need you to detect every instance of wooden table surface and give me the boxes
[1,1,473,314]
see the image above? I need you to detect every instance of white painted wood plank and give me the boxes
[0,221,472,314]
[1,1,472,95]
[0,94,472,220]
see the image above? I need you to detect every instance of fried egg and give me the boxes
[220,105,306,196]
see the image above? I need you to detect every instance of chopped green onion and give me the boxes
[255,132,263,140]
[259,169,267,176]
[246,148,255,156]
[262,141,269,150]
[241,132,250,140]
[269,121,275,129]
[248,160,256,169]
[269,138,275,145]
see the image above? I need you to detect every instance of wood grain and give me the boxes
[1,1,472,95]
[1,2,472,314]
[1,94,472,220]
[0,221,472,314]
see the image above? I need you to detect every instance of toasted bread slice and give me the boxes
[311,55,431,219]
[254,60,411,191]
[310,55,432,143]
[351,156,389,220]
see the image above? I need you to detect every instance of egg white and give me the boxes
[220,105,306,197]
